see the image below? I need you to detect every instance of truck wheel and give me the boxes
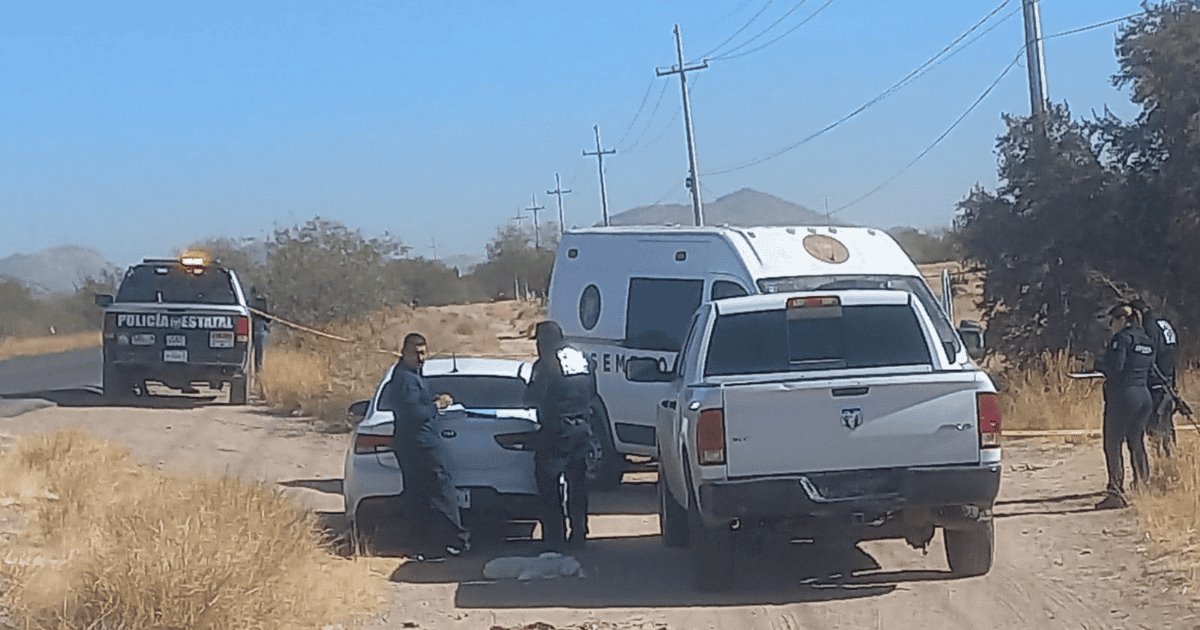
[688,494,734,591]
[944,520,994,577]
[587,402,624,490]
[659,472,689,548]
[351,514,379,557]
[229,375,249,406]
[103,366,134,403]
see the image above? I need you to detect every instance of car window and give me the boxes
[115,265,239,305]
[757,274,958,360]
[625,278,705,352]
[377,374,529,411]
[677,305,711,380]
[705,304,932,377]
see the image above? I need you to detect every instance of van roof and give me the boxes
[561,225,919,279]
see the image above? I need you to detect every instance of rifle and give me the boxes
[1151,363,1198,435]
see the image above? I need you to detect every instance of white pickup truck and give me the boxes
[626,289,1002,591]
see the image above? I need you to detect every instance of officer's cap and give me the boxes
[532,320,564,342]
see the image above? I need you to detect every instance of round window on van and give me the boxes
[579,285,601,330]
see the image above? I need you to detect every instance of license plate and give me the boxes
[455,489,471,509]
[166,334,186,347]
[163,349,188,363]
[131,334,155,346]
[209,331,235,349]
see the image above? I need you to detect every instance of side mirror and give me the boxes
[94,294,114,307]
[347,400,370,422]
[958,321,986,360]
[625,357,672,383]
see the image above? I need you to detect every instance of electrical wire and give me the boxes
[695,0,812,63]
[691,0,776,61]
[621,80,671,152]
[703,0,1015,175]
[615,79,658,149]
[711,0,835,62]
[829,50,1024,215]
[1044,11,1144,40]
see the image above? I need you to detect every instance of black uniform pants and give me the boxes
[1103,386,1152,497]
[395,441,469,550]
[1148,385,1178,457]
[536,452,589,548]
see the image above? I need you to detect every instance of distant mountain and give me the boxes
[0,246,116,295]
[607,188,854,227]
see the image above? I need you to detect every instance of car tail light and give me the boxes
[234,316,250,343]
[977,392,1002,447]
[696,409,726,465]
[354,433,393,455]
[103,313,116,338]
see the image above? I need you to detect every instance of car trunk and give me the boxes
[721,371,982,478]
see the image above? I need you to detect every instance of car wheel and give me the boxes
[103,365,135,403]
[688,490,734,591]
[586,402,624,489]
[944,519,994,577]
[659,471,689,548]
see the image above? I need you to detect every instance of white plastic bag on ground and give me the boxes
[482,552,584,581]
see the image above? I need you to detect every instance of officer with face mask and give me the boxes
[524,321,598,551]
[1129,298,1179,457]
[1095,304,1156,510]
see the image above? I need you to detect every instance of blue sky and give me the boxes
[0,1,1144,265]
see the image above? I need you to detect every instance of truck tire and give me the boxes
[229,375,249,406]
[103,366,134,403]
[689,494,734,591]
[659,472,690,548]
[944,520,994,577]
[587,402,624,490]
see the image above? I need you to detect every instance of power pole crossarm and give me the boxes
[656,24,708,227]
[583,125,617,227]
[525,194,546,250]
[547,172,573,237]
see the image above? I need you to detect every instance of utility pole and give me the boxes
[657,24,708,227]
[582,125,616,226]
[525,194,546,249]
[511,208,526,231]
[1021,0,1050,129]
[430,236,439,261]
[547,172,572,237]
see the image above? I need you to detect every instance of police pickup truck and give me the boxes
[627,290,1001,591]
[95,255,256,404]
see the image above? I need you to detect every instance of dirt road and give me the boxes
[2,403,1196,630]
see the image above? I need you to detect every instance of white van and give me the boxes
[546,225,982,484]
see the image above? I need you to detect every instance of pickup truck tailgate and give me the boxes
[722,372,982,478]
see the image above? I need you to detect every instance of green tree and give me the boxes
[468,223,557,299]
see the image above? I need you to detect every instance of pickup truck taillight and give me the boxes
[977,392,1002,448]
[354,433,393,455]
[235,316,250,343]
[102,313,116,338]
[696,409,727,465]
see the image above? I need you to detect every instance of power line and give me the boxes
[711,0,833,62]
[830,50,1024,215]
[704,0,1015,175]
[692,0,776,61]
[626,74,700,154]
[615,79,657,148]
[1045,11,1144,40]
[620,80,670,152]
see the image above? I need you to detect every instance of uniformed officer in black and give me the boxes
[1129,298,1179,457]
[1095,304,1156,510]
[388,333,470,560]
[524,321,598,551]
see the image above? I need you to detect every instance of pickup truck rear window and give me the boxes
[705,304,932,376]
[116,265,238,305]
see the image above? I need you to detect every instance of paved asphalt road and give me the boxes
[0,348,102,417]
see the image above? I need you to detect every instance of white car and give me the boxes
[343,357,541,548]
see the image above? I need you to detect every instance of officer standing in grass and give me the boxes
[388,332,470,561]
[524,321,598,551]
[1095,304,1156,510]
[1129,298,1180,457]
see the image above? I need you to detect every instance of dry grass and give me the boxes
[0,430,382,629]
[0,332,99,361]
[993,351,1104,431]
[258,301,541,431]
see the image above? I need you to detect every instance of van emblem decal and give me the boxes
[841,408,864,430]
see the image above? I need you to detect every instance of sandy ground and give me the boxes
[2,404,1198,630]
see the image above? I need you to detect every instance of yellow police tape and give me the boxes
[247,306,534,361]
